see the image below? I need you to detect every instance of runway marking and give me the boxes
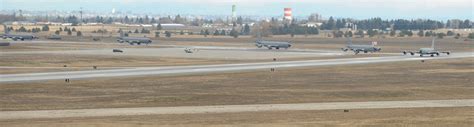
[0,99,472,120]
[0,52,472,83]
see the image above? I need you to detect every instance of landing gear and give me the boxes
[431,54,434,57]
[420,54,423,57]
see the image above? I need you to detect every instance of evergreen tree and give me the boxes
[454,33,461,39]
[367,29,377,37]
[18,26,27,32]
[220,30,226,35]
[157,23,162,30]
[42,25,49,31]
[345,31,353,37]
[325,16,336,30]
[124,16,129,23]
[390,30,396,37]
[76,31,82,36]
[447,31,455,36]
[417,30,424,37]
[204,29,210,37]
[243,24,251,35]
[437,33,446,39]
[229,28,239,38]
[165,31,172,37]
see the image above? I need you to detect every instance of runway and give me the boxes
[1,52,472,83]
[0,99,472,120]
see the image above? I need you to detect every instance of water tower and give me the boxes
[284,8,292,22]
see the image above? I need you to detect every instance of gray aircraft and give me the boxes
[403,38,450,57]
[341,38,381,54]
[255,40,292,50]
[2,25,37,41]
[116,30,152,45]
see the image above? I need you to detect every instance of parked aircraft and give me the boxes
[2,24,37,41]
[341,38,381,54]
[116,30,152,45]
[403,38,450,57]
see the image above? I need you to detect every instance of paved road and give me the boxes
[1,52,472,83]
[0,99,472,120]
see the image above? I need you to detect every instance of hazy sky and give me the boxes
[1,0,472,20]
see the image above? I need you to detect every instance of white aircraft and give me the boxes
[403,38,450,57]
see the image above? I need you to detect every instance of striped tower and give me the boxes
[284,8,292,21]
[232,5,236,22]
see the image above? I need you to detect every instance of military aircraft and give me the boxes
[116,30,152,45]
[2,24,37,41]
[47,34,62,40]
[403,38,450,57]
[253,29,292,50]
[341,38,381,54]
[255,39,292,50]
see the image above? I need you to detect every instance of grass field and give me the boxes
[1,58,472,111]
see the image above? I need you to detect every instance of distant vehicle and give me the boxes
[255,40,292,50]
[47,35,62,40]
[113,49,123,53]
[116,30,151,45]
[341,38,381,54]
[403,38,450,57]
[184,48,193,53]
[2,24,38,41]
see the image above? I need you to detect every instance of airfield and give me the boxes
[0,36,473,126]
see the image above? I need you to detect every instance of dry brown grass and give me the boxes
[1,107,472,126]
[0,58,472,111]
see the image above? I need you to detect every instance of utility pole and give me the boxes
[80,7,83,37]
[80,7,83,23]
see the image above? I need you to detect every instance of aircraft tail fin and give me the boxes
[119,29,124,37]
[3,24,8,34]
[431,38,435,49]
